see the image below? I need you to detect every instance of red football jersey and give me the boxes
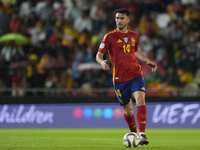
[98,29,143,83]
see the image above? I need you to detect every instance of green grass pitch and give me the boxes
[0,129,200,150]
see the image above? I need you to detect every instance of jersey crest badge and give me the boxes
[124,37,128,43]
[130,37,135,46]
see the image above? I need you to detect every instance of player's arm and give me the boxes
[96,51,110,71]
[135,50,157,72]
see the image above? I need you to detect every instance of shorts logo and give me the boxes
[117,39,122,43]
[119,99,124,104]
[141,87,145,91]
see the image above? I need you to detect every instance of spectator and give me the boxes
[26,65,45,95]
[145,70,163,90]
[53,0,66,17]
[37,49,55,75]
[0,9,10,35]
[9,13,22,33]
[11,69,26,97]
[0,41,24,63]
[178,53,195,73]
[90,1,107,34]
[19,0,35,17]
[141,50,165,78]
[37,0,53,22]
[64,0,81,22]
[73,10,92,33]
[161,65,180,89]
[29,21,46,46]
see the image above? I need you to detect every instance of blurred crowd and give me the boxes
[0,0,200,96]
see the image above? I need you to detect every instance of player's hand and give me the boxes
[102,60,110,71]
[147,60,157,72]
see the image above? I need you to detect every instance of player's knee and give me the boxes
[136,97,145,106]
[124,109,133,116]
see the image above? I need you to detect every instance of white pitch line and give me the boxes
[1,144,124,148]
[4,137,119,141]
[62,137,119,141]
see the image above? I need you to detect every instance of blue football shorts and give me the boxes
[114,76,146,106]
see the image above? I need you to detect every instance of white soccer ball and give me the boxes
[123,132,139,148]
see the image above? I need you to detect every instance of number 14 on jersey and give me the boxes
[123,44,130,53]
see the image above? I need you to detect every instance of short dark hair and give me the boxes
[116,8,130,16]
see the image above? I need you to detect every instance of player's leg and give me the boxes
[122,99,137,133]
[130,76,148,145]
[114,81,137,133]
[133,91,149,145]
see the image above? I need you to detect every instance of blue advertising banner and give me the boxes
[0,102,199,128]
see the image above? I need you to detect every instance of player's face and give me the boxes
[115,13,130,30]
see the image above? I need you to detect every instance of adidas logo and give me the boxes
[117,39,122,43]
[141,87,145,91]
[131,125,136,129]
[140,121,146,124]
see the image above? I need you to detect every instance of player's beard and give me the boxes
[117,24,127,30]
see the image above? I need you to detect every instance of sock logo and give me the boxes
[141,115,147,118]
[140,121,146,124]
[130,124,136,129]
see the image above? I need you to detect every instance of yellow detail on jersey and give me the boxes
[112,61,115,84]
[138,64,143,74]
[128,29,137,34]
[117,39,122,43]
[103,30,116,41]
[141,87,145,91]
[102,34,107,42]
[107,51,115,87]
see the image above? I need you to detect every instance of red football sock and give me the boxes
[124,113,137,133]
[137,105,147,133]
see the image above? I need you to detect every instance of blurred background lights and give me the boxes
[114,108,123,118]
[93,108,103,119]
[73,107,124,119]
[73,108,83,118]
[103,108,113,119]
[83,108,93,119]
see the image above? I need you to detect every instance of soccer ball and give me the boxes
[123,132,139,148]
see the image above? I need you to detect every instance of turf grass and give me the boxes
[0,129,199,150]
